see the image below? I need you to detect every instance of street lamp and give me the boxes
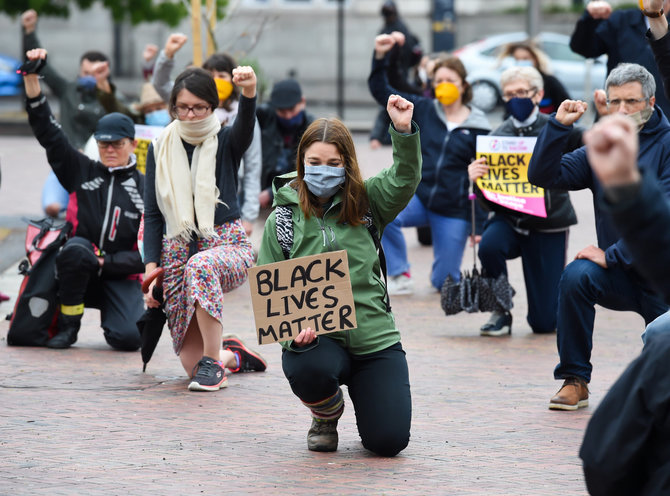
[336,0,345,119]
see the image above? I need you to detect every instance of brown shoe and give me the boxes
[307,418,338,452]
[549,377,589,410]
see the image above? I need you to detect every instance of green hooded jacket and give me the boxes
[256,123,422,355]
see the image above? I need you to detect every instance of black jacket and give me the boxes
[475,112,580,232]
[26,94,144,278]
[256,104,315,192]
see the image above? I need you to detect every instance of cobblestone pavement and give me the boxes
[0,133,646,495]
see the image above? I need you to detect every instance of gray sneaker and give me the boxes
[387,274,414,296]
[307,418,339,452]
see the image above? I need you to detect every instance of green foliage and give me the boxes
[0,0,228,27]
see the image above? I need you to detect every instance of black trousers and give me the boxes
[55,237,144,351]
[282,337,412,457]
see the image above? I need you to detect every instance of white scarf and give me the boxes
[154,113,222,241]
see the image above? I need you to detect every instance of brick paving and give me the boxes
[0,133,647,495]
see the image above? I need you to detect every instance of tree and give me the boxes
[0,0,228,27]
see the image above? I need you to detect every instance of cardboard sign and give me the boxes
[475,135,547,218]
[248,250,357,345]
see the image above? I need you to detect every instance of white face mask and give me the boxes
[627,106,654,131]
[303,164,346,198]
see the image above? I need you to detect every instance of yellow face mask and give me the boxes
[434,82,460,106]
[215,78,234,102]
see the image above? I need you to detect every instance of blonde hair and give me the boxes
[498,40,551,75]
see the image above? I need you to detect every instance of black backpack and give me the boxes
[7,218,72,346]
[274,205,391,312]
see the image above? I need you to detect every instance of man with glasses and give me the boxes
[468,66,581,337]
[22,48,145,351]
[528,62,670,411]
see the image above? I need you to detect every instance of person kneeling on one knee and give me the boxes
[23,48,145,350]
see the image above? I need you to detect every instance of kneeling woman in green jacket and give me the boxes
[256,94,421,456]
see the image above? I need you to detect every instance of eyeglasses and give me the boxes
[96,139,128,150]
[174,104,212,118]
[606,97,648,108]
[502,87,537,102]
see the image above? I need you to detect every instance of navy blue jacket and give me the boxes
[570,8,670,116]
[528,107,670,269]
[368,56,491,224]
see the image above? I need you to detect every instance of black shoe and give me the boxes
[480,310,512,336]
[307,418,339,452]
[222,334,267,372]
[188,356,228,391]
[47,314,82,349]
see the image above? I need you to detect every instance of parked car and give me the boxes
[453,32,607,112]
[0,54,22,97]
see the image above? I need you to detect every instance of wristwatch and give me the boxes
[641,7,664,17]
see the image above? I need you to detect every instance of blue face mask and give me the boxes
[77,75,97,91]
[303,164,346,198]
[277,110,305,130]
[144,109,171,127]
[505,97,535,121]
[515,59,534,67]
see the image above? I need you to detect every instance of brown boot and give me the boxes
[549,377,589,410]
[307,418,338,452]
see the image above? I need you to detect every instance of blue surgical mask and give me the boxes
[515,59,534,67]
[144,109,171,127]
[77,75,97,91]
[303,164,346,198]
[277,110,305,130]
[505,97,536,121]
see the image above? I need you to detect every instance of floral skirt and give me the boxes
[160,220,254,354]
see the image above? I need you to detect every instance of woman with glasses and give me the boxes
[468,66,581,337]
[368,33,492,295]
[143,67,267,392]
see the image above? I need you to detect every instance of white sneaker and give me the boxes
[387,274,414,295]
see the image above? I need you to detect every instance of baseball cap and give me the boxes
[94,112,135,141]
[270,79,303,109]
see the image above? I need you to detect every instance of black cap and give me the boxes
[94,112,135,141]
[270,79,303,109]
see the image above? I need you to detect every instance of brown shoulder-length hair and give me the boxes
[432,56,473,105]
[293,118,369,226]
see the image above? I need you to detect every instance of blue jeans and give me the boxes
[381,194,469,290]
[478,217,567,333]
[41,171,69,214]
[554,259,668,383]
[642,310,670,346]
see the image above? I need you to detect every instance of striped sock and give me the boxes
[302,387,344,421]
